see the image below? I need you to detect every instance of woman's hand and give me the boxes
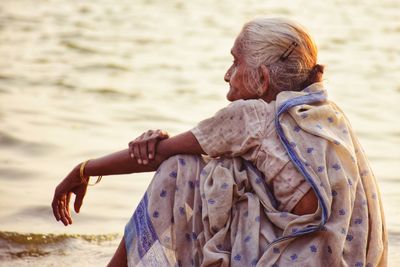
[51,165,88,226]
[128,129,169,165]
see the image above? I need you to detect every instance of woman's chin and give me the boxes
[226,90,237,102]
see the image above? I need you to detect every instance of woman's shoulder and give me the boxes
[226,98,275,113]
[200,99,275,130]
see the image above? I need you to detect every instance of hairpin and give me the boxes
[280,41,298,61]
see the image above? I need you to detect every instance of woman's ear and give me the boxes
[259,65,270,93]
[260,65,269,92]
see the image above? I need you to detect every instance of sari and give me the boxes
[124,83,387,266]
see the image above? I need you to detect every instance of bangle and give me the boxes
[80,160,102,186]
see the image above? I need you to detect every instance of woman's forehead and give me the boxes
[231,37,243,56]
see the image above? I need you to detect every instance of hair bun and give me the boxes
[313,64,324,74]
[309,64,324,82]
[301,64,325,89]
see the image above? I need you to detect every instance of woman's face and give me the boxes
[224,37,258,102]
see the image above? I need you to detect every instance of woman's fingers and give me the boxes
[128,141,134,159]
[128,140,137,160]
[132,142,141,164]
[149,130,168,159]
[147,139,157,159]
[66,192,72,224]
[128,141,135,159]
[132,133,150,164]
[139,140,149,164]
[139,131,155,163]
[128,130,170,164]
[140,130,165,163]
[58,196,69,226]
[74,184,87,213]
[158,130,170,139]
[52,196,61,221]
[61,194,72,225]
[54,193,74,226]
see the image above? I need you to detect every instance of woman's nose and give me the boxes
[224,69,231,82]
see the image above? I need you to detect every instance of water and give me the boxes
[0,0,399,265]
[0,231,119,267]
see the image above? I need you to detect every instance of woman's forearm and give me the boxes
[82,131,204,178]
[83,149,167,177]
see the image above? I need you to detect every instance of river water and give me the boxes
[0,0,399,266]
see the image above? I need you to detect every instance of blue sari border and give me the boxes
[124,193,159,259]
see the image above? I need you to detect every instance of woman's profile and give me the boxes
[52,17,387,266]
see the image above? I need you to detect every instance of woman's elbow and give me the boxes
[292,189,318,216]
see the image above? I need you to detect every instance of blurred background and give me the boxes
[0,0,399,266]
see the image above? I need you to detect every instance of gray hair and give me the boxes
[238,17,321,94]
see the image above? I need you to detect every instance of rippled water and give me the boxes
[0,0,399,266]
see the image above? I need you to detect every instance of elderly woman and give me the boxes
[52,18,387,266]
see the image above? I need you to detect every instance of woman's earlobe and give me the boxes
[260,65,270,91]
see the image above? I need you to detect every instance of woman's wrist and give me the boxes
[70,164,84,184]
[70,161,92,185]
[78,160,102,186]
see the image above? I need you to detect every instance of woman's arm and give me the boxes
[84,131,204,176]
[52,131,204,226]
[52,128,317,225]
